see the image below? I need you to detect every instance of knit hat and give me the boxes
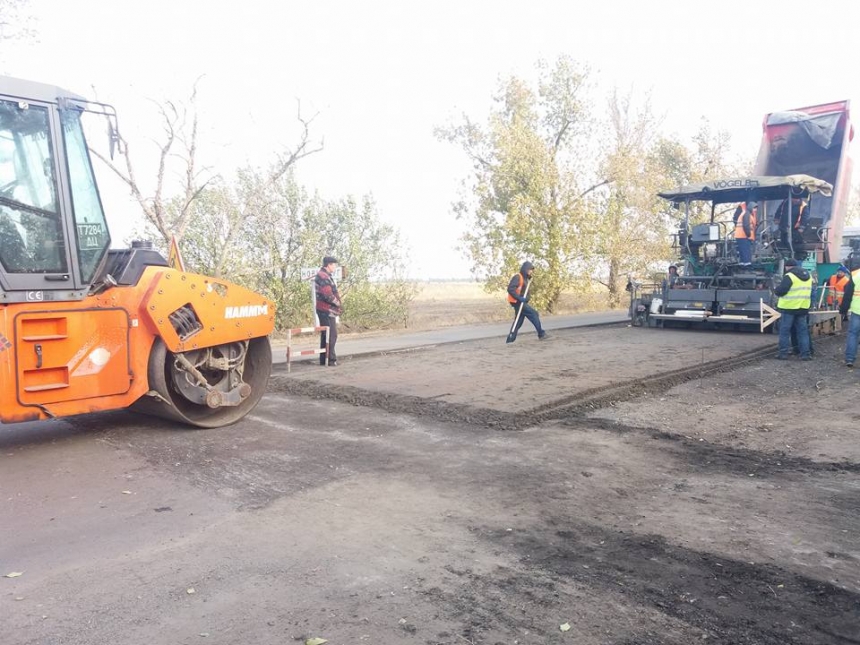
[784,258,799,267]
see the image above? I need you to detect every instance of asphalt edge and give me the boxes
[270,318,628,373]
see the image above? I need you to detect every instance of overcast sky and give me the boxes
[3,0,858,278]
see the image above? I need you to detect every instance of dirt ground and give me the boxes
[2,325,858,645]
[277,325,777,420]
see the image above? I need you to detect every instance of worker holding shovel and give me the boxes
[506,261,548,343]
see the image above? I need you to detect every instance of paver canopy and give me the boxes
[658,174,833,204]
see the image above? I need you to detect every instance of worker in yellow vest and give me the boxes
[773,258,812,360]
[838,257,860,368]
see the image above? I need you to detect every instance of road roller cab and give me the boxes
[0,76,274,427]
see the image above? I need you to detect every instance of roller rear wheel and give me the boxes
[133,336,272,428]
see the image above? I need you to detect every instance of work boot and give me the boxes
[538,331,548,340]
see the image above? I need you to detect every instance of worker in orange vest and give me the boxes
[733,201,757,266]
[827,265,850,308]
[506,261,547,342]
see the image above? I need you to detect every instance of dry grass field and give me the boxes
[405,281,610,331]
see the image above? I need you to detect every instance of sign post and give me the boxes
[760,299,781,333]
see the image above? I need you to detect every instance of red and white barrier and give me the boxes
[285,326,330,373]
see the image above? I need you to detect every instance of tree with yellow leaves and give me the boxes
[436,56,603,312]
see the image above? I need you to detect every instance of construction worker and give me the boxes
[774,196,809,258]
[733,201,757,266]
[662,264,680,291]
[791,272,818,357]
[506,261,547,342]
[826,265,850,308]
[315,256,342,366]
[773,258,812,360]
[838,257,860,368]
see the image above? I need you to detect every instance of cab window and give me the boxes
[0,99,66,274]
[62,109,110,283]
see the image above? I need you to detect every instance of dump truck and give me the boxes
[629,100,853,329]
[755,100,854,264]
[0,76,273,427]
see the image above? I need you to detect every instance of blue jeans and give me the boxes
[845,312,860,365]
[511,302,544,337]
[737,238,753,264]
[790,313,814,355]
[778,309,810,358]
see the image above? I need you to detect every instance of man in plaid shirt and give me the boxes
[315,256,343,366]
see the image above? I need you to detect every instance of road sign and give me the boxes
[760,299,781,332]
[168,235,186,272]
[301,266,343,281]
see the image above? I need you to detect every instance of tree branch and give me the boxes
[552,119,571,155]
[577,179,611,201]
[91,138,158,230]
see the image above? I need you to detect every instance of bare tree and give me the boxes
[91,81,323,244]
[203,99,323,277]
[90,80,209,242]
[0,0,34,46]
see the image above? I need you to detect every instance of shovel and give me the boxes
[505,279,531,343]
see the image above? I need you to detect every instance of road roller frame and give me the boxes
[0,76,274,427]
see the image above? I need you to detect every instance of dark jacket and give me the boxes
[840,274,855,316]
[733,204,753,238]
[662,272,680,292]
[774,199,808,230]
[507,261,534,304]
[315,267,342,315]
[774,266,811,312]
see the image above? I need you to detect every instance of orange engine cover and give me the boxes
[0,266,274,424]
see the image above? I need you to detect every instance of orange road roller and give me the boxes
[0,76,274,428]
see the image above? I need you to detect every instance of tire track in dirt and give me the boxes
[477,519,860,645]
[268,338,859,484]
[269,377,524,430]
[270,342,777,432]
[564,417,860,477]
